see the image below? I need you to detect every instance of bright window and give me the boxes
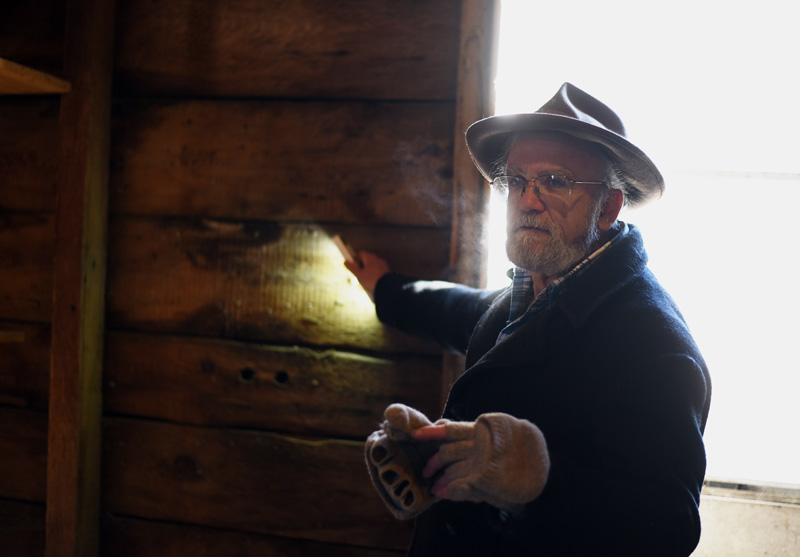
[489,0,800,486]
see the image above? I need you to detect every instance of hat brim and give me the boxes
[466,113,664,206]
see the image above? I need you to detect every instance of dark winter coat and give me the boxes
[373,223,711,556]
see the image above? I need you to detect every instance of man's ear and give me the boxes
[598,189,624,231]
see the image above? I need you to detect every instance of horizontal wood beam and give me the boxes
[103,417,414,550]
[103,332,441,437]
[106,218,448,353]
[0,330,26,343]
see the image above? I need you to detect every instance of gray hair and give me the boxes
[490,134,516,179]
[604,161,637,207]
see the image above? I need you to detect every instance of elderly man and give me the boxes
[349,83,711,556]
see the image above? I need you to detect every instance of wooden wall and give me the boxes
[0,0,496,555]
[0,2,62,555]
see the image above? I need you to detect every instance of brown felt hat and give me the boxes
[465,82,664,206]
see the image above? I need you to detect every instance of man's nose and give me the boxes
[517,184,545,211]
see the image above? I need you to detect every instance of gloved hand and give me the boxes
[414,412,550,513]
[364,403,441,520]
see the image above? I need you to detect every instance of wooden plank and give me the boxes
[442,0,500,402]
[114,0,460,100]
[449,0,498,287]
[106,218,448,353]
[0,330,26,342]
[103,331,442,436]
[46,0,115,555]
[0,499,46,557]
[0,322,50,410]
[110,100,454,227]
[0,212,54,323]
[0,99,60,212]
[102,514,404,557]
[103,417,414,550]
[0,57,70,95]
[0,407,48,502]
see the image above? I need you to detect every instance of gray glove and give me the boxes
[364,403,440,520]
[429,413,550,512]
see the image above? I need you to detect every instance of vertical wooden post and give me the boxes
[443,0,500,400]
[46,0,115,555]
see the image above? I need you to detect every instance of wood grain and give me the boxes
[114,0,460,100]
[442,0,499,406]
[0,407,48,502]
[110,99,454,226]
[0,211,53,322]
[102,514,404,556]
[103,417,414,550]
[0,321,50,410]
[46,0,115,555]
[0,99,60,212]
[104,331,442,436]
[106,217,450,352]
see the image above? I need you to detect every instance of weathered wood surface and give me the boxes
[442,0,499,405]
[103,417,413,550]
[0,499,45,557]
[110,100,454,227]
[0,407,47,502]
[0,211,53,322]
[0,99,59,212]
[102,514,404,557]
[106,217,449,352]
[0,321,50,410]
[104,331,442,436]
[114,0,460,100]
[46,0,115,554]
[449,0,497,287]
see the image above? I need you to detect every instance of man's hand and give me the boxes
[344,250,391,301]
[413,413,550,512]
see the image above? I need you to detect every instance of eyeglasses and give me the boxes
[491,174,607,201]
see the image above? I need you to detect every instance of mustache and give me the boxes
[508,215,555,232]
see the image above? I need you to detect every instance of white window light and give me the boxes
[489,0,800,487]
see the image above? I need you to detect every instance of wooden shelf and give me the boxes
[0,56,71,95]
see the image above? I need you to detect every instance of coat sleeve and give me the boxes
[373,273,505,355]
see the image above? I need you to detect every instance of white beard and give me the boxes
[506,204,602,276]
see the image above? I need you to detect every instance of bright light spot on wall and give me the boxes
[491,0,800,486]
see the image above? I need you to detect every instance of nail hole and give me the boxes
[274,371,289,384]
[240,368,255,381]
[404,490,415,507]
[381,470,399,485]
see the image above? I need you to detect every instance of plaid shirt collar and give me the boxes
[499,222,628,341]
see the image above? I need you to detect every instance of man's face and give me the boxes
[504,131,613,277]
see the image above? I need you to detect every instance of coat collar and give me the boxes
[461,222,648,373]
[555,222,648,327]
